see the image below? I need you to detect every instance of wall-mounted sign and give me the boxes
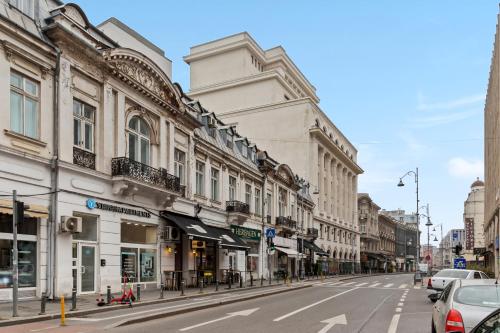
[465,218,474,250]
[231,225,261,241]
[86,199,150,218]
[192,240,206,249]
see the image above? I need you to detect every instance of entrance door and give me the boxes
[72,243,96,294]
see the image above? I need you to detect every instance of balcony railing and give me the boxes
[307,228,319,238]
[73,147,95,170]
[276,216,297,230]
[226,200,250,214]
[111,157,181,193]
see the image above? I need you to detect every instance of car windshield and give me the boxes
[434,270,470,279]
[454,286,500,308]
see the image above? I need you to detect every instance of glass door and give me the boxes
[80,245,95,293]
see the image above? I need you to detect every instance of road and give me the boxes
[1,274,433,333]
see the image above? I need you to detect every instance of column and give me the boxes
[116,91,126,158]
[324,153,330,216]
[168,122,175,174]
[318,148,325,213]
[347,172,352,224]
[331,159,337,218]
[336,163,341,219]
[343,168,347,221]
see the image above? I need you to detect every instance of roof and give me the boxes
[471,177,485,188]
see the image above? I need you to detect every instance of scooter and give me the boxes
[96,273,136,307]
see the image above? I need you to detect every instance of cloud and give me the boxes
[417,93,485,112]
[448,157,483,178]
[410,109,480,128]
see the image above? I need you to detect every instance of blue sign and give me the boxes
[452,231,458,241]
[86,198,96,209]
[454,258,466,269]
[265,228,276,239]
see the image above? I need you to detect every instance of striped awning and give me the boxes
[0,199,49,219]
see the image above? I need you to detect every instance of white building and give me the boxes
[184,32,363,273]
[463,178,485,265]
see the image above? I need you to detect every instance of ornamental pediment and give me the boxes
[103,48,184,112]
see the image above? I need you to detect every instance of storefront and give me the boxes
[0,199,48,300]
[272,236,299,278]
[230,225,261,279]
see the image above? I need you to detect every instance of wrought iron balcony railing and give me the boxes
[307,228,319,238]
[276,216,297,230]
[226,200,250,214]
[111,157,181,193]
[73,147,96,170]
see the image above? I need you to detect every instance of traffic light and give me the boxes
[454,243,462,256]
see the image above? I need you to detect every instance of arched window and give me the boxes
[128,116,150,165]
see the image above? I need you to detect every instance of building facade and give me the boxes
[184,32,363,272]
[358,194,380,272]
[395,221,418,272]
[378,214,396,272]
[463,178,485,266]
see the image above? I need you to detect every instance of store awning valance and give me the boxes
[302,240,329,256]
[276,246,299,257]
[160,211,249,249]
[0,199,49,219]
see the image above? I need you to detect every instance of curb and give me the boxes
[114,284,312,328]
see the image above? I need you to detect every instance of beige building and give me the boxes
[463,179,485,265]
[184,32,363,271]
[485,14,500,275]
[358,194,380,272]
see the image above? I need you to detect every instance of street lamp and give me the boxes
[421,204,433,272]
[398,168,420,265]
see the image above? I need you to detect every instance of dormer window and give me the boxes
[10,0,34,18]
[226,131,233,149]
[241,144,247,158]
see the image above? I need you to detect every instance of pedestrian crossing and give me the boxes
[318,281,420,289]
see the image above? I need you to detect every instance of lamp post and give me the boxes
[398,168,420,265]
[421,204,433,272]
[432,223,444,269]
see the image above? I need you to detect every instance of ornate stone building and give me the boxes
[358,193,380,272]
[463,178,485,266]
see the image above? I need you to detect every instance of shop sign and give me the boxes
[231,225,261,241]
[86,199,151,218]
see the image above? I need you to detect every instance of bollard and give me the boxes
[160,282,164,299]
[287,277,291,287]
[250,274,254,287]
[261,275,264,287]
[228,273,232,290]
[239,272,243,288]
[60,296,66,326]
[199,279,204,294]
[39,292,47,315]
[71,288,77,311]
[297,274,299,283]
[180,280,185,296]
[136,284,141,302]
[215,279,219,292]
[107,286,111,305]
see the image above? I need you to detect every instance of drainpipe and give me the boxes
[47,47,61,299]
[261,172,267,280]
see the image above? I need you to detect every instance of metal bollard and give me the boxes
[60,296,66,326]
[39,292,47,315]
[239,272,243,288]
[71,288,77,311]
[199,279,204,294]
[228,273,232,289]
[215,279,219,292]
[107,286,111,305]
[180,280,185,296]
[136,284,141,302]
[250,274,254,287]
[261,275,264,287]
[160,282,164,299]
[297,274,299,283]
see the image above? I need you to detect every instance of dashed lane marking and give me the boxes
[384,283,394,288]
[397,303,404,306]
[341,282,356,286]
[370,283,381,287]
[398,284,408,289]
[396,308,402,313]
[388,314,401,333]
[355,282,368,287]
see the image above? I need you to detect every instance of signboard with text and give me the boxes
[465,218,474,250]
[231,225,261,241]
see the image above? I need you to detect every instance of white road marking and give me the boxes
[398,284,407,289]
[328,282,344,286]
[397,303,404,306]
[388,314,400,333]
[355,282,368,287]
[30,326,59,332]
[400,298,405,302]
[273,288,358,322]
[384,283,394,288]
[414,285,421,289]
[317,314,347,333]
[179,308,259,331]
[370,283,381,287]
[341,282,355,286]
[395,307,402,313]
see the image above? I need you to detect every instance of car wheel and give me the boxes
[431,320,436,333]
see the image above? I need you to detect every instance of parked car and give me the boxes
[431,279,500,333]
[469,308,500,333]
[428,269,490,298]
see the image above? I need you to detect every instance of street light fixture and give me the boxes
[397,168,420,265]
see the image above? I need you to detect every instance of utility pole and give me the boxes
[12,190,18,317]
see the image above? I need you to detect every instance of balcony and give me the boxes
[276,216,297,231]
[226,200,250,224]
[111,157,182,207]
[306,228,319,239]
[73,147,95,170]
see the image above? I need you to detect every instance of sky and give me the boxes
[73,0,498,246]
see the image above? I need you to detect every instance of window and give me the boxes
[73,100,95,152]
[241,144,247,158]
[127,116,150,165]
[72,214,97,241]
[10,0,34,17]
[195,161,205,196]
[266,193,272,217]
[211,168,219,201]
[245,184,252,206]
[226,132,233,149]
[208,127,216,138]
[121,223,157,244]
[0,240,36,288]
[10,71,39,139]
[174,149,186,185]
[255,188,261,216]
[320,224,324,239]
[278,189,287,217]
[229,176,237,201]
[327,226,331,240]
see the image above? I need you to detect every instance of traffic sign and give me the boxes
[454,258,466,269]
[265,228,276,238]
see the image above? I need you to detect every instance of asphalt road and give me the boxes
[2,274,433,333]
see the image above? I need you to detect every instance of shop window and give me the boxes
[72,214,97,241]
[121,222,157,244]
[0,240,36,288]
[10,71,39,139]
[121,247,138,283]
[140,249,156,282]
[0,213,36,235]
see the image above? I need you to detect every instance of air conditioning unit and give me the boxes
[161,226,180,241]
[60,216,82,233]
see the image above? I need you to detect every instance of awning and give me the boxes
[0,199,49,219]
[276,246,299,257]
[160,211,249,249]
[301,240,329,256]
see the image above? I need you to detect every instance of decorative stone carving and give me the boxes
[63,5,88,28]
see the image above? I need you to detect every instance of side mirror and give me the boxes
[428,292,441,303]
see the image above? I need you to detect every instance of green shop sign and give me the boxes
[230,225,261,241]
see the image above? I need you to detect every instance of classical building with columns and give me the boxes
[184,32,363,272]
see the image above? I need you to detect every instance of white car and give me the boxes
[427,269,490,301]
